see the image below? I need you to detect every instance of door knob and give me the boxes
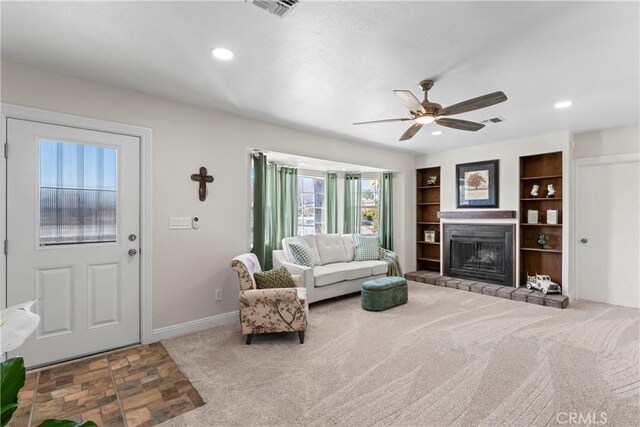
[128,249,138,256]
[580,238,588,244]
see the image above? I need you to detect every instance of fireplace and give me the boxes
[443,224,514,286]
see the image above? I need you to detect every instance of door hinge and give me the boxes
[3,142,7,159]
[3,240,7,255]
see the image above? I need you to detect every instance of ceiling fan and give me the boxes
[353,79,507,141]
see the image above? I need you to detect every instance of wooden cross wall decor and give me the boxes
[191,166,214,201]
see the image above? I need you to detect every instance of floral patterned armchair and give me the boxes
[230,253,308,344]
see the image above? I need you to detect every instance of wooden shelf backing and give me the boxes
[521,223,562,227]
[520,250,562,285]
[416,167,441,188]
[521,221,562,249]
[520,198,563,201]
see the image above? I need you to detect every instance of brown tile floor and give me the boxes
[9,343,204,427]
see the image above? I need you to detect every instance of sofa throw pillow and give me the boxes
[288,239,316,267]
[353,234,381,261]
[254,267,296,289]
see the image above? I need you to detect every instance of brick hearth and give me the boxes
[404,270,569,309]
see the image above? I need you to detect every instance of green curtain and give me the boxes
[326,173,338,234]
[379,172,394,250]
[252,153,268,268]
[252,153,298,270]
[343,173,361,234]
[275,165,298,248]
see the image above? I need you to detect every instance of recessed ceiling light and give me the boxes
[554,100,572,109]
[211,47,234,61]
[431,131,443,136]
[299,162,306,166]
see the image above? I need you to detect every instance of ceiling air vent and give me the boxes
[252,0,299,18]
[481,116,506,124]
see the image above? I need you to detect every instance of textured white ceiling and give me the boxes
[1,1,638,154]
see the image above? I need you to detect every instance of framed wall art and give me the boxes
[456,159,499,208]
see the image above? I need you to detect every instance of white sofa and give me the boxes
[272,234,389,303]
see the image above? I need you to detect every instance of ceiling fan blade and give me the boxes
[437,91,507,116]
[393,90,426,114]
[399,123,424,141]
[435,118,485,132]
[353,118,413,125]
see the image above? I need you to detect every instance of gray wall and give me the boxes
[573,124,639,158]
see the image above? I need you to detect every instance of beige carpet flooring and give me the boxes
[161,282,640,426]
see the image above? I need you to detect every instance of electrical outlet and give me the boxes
[215,289,223,301]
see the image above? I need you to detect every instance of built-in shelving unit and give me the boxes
[519,151,563,286]
[416,167,441,272]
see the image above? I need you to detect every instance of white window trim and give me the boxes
[297,173,327,235]
[298,169,326,178]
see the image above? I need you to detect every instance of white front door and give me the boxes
[6,118,140,367]
[576,155,640,308]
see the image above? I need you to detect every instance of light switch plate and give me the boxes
[170,217,192,229]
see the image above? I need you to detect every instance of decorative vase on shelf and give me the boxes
[537,232,549,249]
[426,176,437,186]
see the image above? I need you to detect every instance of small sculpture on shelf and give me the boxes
[546,184,556,198]
[537,232,549,249]
[426,176,437,186]
[530,184,540,197]
[526,274,562,294]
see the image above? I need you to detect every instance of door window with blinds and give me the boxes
[39,140,117,246]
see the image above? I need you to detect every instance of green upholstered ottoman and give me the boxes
[361,277,408,311]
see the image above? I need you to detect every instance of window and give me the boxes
[361,178,380,235]
[39,140,117,246]
[297,175,325,235]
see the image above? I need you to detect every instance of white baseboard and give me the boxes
[150,311,239,342]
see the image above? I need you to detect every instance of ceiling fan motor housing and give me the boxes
[418,79,440,116]
[419,102,442,117]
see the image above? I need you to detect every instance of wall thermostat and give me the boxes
[192,216,200,229]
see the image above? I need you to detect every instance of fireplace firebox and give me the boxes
[443,224,514,286]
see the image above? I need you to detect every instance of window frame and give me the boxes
[38,139,119,247]
[297,171,326,236]
[359,174,381,235]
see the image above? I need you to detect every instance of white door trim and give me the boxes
[574,152,640,167]
[1,103,154,345]
[572,152,640,302]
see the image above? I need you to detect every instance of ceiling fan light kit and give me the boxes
[354,79,508,141]
[415,116,435,124]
